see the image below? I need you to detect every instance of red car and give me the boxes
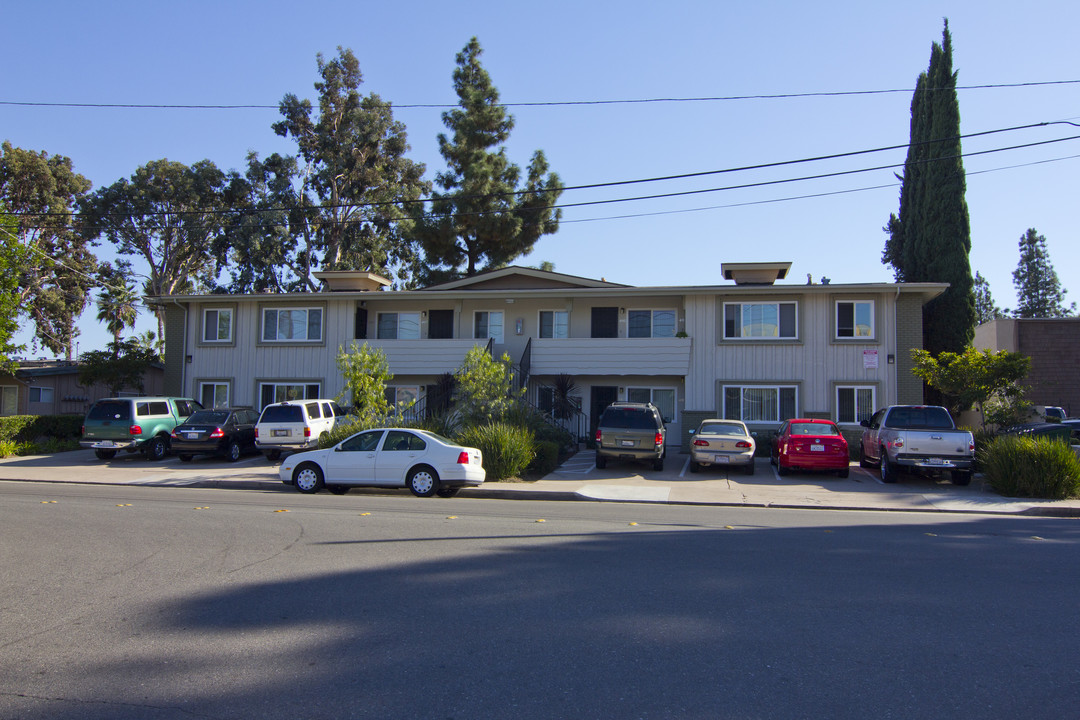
[771,419,850,478]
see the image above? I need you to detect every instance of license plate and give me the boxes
[96,441,116,448]
[273,429,290,437]
[186,432,199,440]
[925,457,944,465]
[620,440,634,447]
[810,445,824,452]
[714,455,729,463]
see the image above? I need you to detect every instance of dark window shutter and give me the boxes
[591,307,618,338]
[355,307,368,339]
[428,309,454,339]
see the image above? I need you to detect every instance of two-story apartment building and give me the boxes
[155,262,945,450]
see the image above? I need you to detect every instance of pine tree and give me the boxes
[1012,228,1074,317]
[415,38,563,280]
[973,271,1002,325]
[882,20,975,355]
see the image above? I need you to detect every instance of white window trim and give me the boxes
[627,308,677,338]
[203,308,233,343]
[722,384,799,423]
[723,302,798,339]
[836,385,876,424]
[538,309,569,339]
[474,310,504,343]
[200,381,231,408]
[835,300,875,340]
[29,386,55,404]
[262,307,323,342]
[258,382,322,408]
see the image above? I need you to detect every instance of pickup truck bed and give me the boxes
[860,405,975,485]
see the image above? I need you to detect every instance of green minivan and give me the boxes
[80,397,202,461]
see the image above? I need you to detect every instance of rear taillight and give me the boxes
[595,429,602,442]
[210,427,224,439]
[735,441,752,449]
[254,428,259,438]
[304,427,311,438]
[457,451,470,464]
[171,430,181,439]
[129,425,142,436]
[654,432,663,446]
[969,440,975,453]
[693,439,708,447]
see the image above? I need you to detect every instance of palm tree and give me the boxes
[96,261,138,356]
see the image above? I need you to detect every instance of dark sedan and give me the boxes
[170,408,259,462]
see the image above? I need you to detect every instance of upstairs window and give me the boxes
[474,311,504,343]
[724,302,797,339]
[377,312,421,340]
[203,308,233,342]
[262,308,322,342]
[628,309,676,338]
[539,310,568,339]
[837,301,874,339]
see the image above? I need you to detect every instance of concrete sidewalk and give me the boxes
[2,448,1079,517]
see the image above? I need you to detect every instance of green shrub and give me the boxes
[980,435,1080,499]
[0,439,19,457]
[455,422,535,481]
[0,416,37,442]
[407,411,461,439]
[318,416,376,448]
[0,415,85,445]
[529,440,560,476]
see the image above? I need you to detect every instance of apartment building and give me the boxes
[157,263,945,450]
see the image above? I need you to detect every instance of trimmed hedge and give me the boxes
[0,415,84,443]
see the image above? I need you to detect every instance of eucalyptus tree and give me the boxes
[0,142,96,358]
[413,37,564,281]
[223,47,428,292]
[80,159,232,340]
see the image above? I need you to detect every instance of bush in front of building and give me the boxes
[980,435,1080,499]
[455,422,535,481]
[529,440,560,476]
[0,415,84,457]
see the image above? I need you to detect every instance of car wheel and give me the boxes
[858,454,871,469]
[744,460,755,476]
[145,436,168,462]
[178,453,193,462]
[652,457,664,471]
[880,448,898,483]
[327,485,349,495]
[436,487,460,498]
[595,454,607,469]
[838,467,850,479]
[407,466,440,497]
[94,449,117,461]
[293,463,324,494]
[226,441,241,462]
[777,462,789,477]
[689,460,699,473]
[951,470,972,486]
[266,450,281,462]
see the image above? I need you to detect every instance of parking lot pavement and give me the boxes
[2,448,1079,516]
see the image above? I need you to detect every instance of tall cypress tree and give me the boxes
[883,20,975,356]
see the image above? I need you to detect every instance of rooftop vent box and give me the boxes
[721,262,791,286]
[313,271,392,292]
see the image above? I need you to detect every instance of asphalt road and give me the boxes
[2,481,1079,719]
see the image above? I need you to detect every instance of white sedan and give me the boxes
[689,419,757,475]
[279,428,485,497]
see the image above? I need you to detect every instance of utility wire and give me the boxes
[2,80,1078,110]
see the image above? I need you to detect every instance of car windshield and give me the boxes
[87,401,130,421]
[187,410,230,425]
[699,423,744,436]
[602,408,657,430]
[884,407,954,429]
[260,405,304,423]
[790,422,839,436]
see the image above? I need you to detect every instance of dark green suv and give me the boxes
[595,402,667,471]
[80,397,202,461]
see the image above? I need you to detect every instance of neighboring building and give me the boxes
[974,317,1080,416]
[154,263,946,450]
[0,360,166,417]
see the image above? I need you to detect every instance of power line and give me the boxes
[1,80,1078,110]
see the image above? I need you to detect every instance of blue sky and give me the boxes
[4,0,1078,356]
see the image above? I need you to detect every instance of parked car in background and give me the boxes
[594,402,667,471]
[81,397,202,461]
[771,418,849,478]
[999,422,1073,443]
[859,405,975,485]
[1043,406,1067,421]
[279,427,485,497]
[255,399,346,461]
[688,418,756,475]
[171,408,259,462]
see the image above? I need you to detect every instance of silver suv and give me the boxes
[255,399,346,461]
[595,402,667,471]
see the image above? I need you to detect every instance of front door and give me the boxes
[591,386,618,439]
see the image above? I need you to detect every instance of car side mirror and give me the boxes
[751,431,758,437]
[688,429,695,435]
